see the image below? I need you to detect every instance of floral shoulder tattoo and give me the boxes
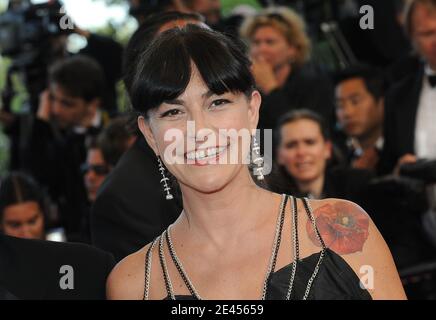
[306,201,369,255]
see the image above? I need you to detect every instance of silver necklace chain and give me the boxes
[151,195,325,300]
[164,194,287,300]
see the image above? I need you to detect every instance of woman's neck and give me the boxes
[296,174,325,199]
[174,167,275,248]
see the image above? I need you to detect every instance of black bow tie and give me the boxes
[429,75,436,88]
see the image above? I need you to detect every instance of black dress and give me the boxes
[144,196,372,300]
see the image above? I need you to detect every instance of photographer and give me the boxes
[0,0,123,115]
[20,55,109,241]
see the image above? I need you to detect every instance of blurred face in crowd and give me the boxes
[1,201,45,240]
[411,3,436,69]
[335,78,384,141]
[83,148,110,202]
[190,0,221,25]
[250,25,297,70]
[49,83,98,129]
[139,66,261,194]
[278,119,332,185]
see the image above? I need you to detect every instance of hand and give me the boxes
[37,90,52,122]
[394,153,417,176]
[251,55,279,95]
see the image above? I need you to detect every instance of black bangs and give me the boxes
[128,25,255,117]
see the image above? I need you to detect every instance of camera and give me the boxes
[400,159,436,185]
[0,0,71,67]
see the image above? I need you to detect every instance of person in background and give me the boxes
[28,55,109,240]
[269,109,373,204]
[380,0,436,175]
[83,140,111,205]
[240,6,335,131]
[97,116,137,168]
[0,172,47,240]
[80,138,112,243]
[0,232,115,300]
[334,65,386,171]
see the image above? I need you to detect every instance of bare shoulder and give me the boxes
[306,198,407,299]
[106,244,149,300]
[304,198,370,255]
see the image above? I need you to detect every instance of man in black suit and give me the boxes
[0,234,115,300]
[380,0,436,175]
[90,12,203,261]
[91,137,181,262]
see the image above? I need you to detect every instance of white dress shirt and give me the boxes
[415,65,436,159]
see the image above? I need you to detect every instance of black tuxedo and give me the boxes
[91,137,181,262]
[0,234,115,300]
[379,64,425,175]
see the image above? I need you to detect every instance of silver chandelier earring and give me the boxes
[251,135,264,181]
[157,156,174,200]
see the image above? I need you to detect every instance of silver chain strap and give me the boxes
[261,194,287,300]
[159,231,176,300]
[152,195,326,300]
[143,238,158,300]
[285,196,298,300]
[166,225,202,300]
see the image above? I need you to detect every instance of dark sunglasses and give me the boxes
[81,164,110,176]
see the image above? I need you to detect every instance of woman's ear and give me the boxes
[138,116,159,155]
[248,90,262,131]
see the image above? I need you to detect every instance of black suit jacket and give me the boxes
[91,137,181,262]
[379,63,424,175]
[0,234,115,300]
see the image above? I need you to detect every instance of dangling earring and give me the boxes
[251,135,264,181]
[157,156,174,200]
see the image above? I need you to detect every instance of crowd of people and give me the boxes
[1,0,436,300]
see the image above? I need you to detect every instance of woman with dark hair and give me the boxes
[268,109,374,204]
[0,172,47,240]
[106,25,405,300]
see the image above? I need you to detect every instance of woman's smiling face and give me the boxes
[139,65,261,194]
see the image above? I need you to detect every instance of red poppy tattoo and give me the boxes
[306,201,369,255]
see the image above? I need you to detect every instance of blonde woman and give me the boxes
[240,7,334,130]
